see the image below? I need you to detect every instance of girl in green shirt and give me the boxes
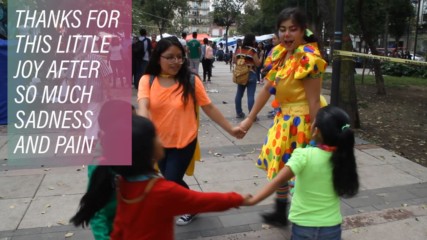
[247,106,359,240]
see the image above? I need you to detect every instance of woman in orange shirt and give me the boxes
[137,37,245,225]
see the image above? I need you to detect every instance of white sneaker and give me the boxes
[176,214,196,226]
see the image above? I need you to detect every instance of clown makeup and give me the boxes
[278,19,306,52]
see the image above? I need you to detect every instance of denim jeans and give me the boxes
[291,224,341,240]
[189,58,201,74]
[158,138,197,189]
[235,71,257,116]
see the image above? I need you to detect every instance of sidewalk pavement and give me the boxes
[1,63,427,240]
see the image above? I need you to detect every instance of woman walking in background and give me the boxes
[108,37,125,88]
[233,34,262,120]
[201,38,214,82]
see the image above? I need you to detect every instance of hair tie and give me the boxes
[341,124,350,131]
[305,29,314,37]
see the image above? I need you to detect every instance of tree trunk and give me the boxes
[338,35,360,128]
[316,0,334,43]
[357,0,386,95]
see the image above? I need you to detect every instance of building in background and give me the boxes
[186,0,211,34]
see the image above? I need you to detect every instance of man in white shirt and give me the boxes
[179,32,187,55]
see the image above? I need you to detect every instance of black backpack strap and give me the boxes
[189,74,198,119]
[190,73,195,87]
[149,74,155,88]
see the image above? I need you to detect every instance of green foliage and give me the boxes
[387,0,414,42]
[239,0,320,35]
[381,62,427,78]
[212,0,245,30]
[238,3,265,35]
[346,0,387,40]
[257,0,295,32]
[135,0,189,35]
[346,0,414,44]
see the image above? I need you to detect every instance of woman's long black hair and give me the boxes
[276,7,319,45]
[70,102,157,227]
[144,36,196,108]
[314,106,359,198]
[242,33,256,48]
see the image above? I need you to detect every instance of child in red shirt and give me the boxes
[71,115,250,240]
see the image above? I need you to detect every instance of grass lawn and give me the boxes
[323,72,427,88]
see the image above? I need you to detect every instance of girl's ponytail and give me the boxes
[70,166,115,227]
[315,106,359,198]
[331,127,359,197]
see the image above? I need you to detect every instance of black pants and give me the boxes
[158,138,197,189]
[201,58,212,81]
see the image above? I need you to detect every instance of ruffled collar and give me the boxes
[270,42,322,63]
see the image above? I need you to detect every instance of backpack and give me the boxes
[232,47,250,85]
[132,37,150,61]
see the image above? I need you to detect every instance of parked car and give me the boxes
[413,54,425,62]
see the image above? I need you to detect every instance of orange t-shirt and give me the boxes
[137,75,211,148]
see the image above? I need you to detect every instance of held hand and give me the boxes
[231,126,247,139]
[239,118,254,133]
[241,194,254,206]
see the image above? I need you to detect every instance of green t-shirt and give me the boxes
[286,147,342,227]
[187,39,201,59]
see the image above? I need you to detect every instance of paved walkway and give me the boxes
[1,63,427,239]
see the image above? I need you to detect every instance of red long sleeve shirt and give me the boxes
[110,178,244,240]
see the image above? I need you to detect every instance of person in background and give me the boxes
[137,37,246,225]
[239,8,328,226]
[246,106,359,240]
[121,32,133,87]
[233,34,261,120]
[108,37,125,88]
[151,33,158,53]
[186,32,201,74]
[256,42,265,84]
[210,40,216,68]
[179,32,187,54]
[132,28,151,89]
[216,42,225,61]
[201,38,214,82]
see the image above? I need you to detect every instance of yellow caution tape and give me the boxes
[333,50,427,66]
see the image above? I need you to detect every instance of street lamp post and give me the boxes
[331,0,344,106]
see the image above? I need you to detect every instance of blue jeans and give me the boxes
[291,224,341,240]
[158,138,197,189]
[235,71,257,116]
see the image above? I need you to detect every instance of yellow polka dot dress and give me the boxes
[257,43,327,180]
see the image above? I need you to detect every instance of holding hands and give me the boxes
[239,117,255,135]
[231,125,247,139]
